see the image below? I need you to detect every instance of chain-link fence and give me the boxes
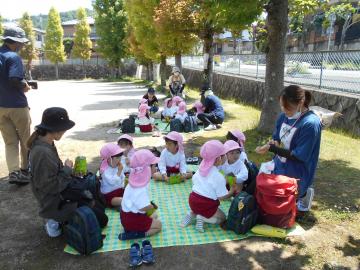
[169,51,360,94]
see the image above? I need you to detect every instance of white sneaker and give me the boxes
[297,188,314,212]
[45,219,62,238]
[204,124,217,131]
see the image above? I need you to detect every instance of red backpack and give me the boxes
[255,173,298,228]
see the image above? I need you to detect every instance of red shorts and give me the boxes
[103,188,124,207]
[166,166,180,175]
[139,124,152,132]
[189,192,220,218]
[120,210,153,232]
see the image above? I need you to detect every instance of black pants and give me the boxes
[197,113,223,127]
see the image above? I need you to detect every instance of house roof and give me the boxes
[62,17,94,26]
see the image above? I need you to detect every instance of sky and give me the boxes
[0,0,94,20]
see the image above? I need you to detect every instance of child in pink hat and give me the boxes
[99,143,126,208]
[174,101,188,124]
[119,149,162,240]
[161,98,176,121]
[136,104,154,132]
[192,101,205,115]
[138,98,148,107]
[153,131,193,182]
[218,140,248,195]
[181,140,234,232]
[226,130,248,162]
[117,134,136,175]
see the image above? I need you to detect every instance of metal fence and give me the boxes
[168,50,360,94]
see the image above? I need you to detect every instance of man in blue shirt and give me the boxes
[198,85,225,131]
[0,26,32,185]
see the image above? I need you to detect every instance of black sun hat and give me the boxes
[0,25,29,43]
[36,107,75,132]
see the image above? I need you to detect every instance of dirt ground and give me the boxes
[0,80,358,270]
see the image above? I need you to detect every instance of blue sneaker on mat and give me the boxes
[141,240,155,264]
[129,243,142,267]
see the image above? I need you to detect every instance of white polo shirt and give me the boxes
[121,184,150,214]
[218,157,248,184]
[100,166,125,194]
[192,166,228,200]
[158,149,187,175]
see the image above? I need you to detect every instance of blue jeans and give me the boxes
[150,106,159,113]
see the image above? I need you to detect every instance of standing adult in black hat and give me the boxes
[0,25,32,185]
[27,107,108,237]
[198,85,225,131]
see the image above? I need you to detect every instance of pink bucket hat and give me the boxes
[224,140,241,153]
[199,140,226,177]
[164,131,184,152]
[100,143,125,173]
[164,98,172,107]
[117,134,133,144]
[138,104,150,118]
[229,130,246,148]
[193,101,204,114]
[172,96,183,105]
[139,98,148,105]
[177,101,186,115]
[128,149,159,188]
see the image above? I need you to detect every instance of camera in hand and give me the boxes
[26,80,38,89]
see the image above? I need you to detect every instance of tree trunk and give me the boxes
[203,24,214,89]
[146,63,151,81]
[148,62,154,81]
[340,18,351,51]
[160,54,167,88]
[83,59,86,79]
[233,38,237,55]
[175,54,182,70]
[258,0,288,133]
[55,62,59,80]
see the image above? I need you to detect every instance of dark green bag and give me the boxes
[226,191,258,234]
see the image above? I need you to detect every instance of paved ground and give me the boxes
[0,80,307,270]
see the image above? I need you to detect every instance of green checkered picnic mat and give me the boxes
[64,165,304,254]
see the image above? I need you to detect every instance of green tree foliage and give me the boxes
[63,37,73,57]
[45,7,66,79]
[72,8,92,61]
[289,0,324,34]
[0,14,3,37]
[19,12,37,78]
[94,0,127,68]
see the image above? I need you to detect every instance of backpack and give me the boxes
[256,173,298,228]
[183,116,199,133]
[243,160,259,195]
[226,191,258,234]
[170,118,184,132]
[121,116,135,133]
[64,206,103,255]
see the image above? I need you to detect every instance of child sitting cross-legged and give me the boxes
[152,131,193,183]
[99,143,126,208]
[161,98,177,122]
[119,149,162,240]
[181,140,234,232]
[218,140,248,195]
[174,101,188,124]
[136,104,154,132]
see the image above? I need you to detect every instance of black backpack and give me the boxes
[243,160,259,195]
[183,116,199,133]
[170,118,184,132]
[64,206,103,255]
[121,115,135,133]
[226,191,258,235]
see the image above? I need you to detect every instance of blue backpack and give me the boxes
[183,116,199,133]
[170,118,184,132]
[64,206,103,255]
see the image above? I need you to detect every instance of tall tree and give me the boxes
[94,0,127,77]
[323,2,357,50]
[154,0,198,71]
[72,7,92,77]
[45,7,66,79]
[258,0,289,133]
[19,12,37,79]
[190,0,263,88]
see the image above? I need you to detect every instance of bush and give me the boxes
[286,61,311,75]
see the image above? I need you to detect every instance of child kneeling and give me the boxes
[181,140,234,232]
[119,149,162,240]
[153,131,193,182]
